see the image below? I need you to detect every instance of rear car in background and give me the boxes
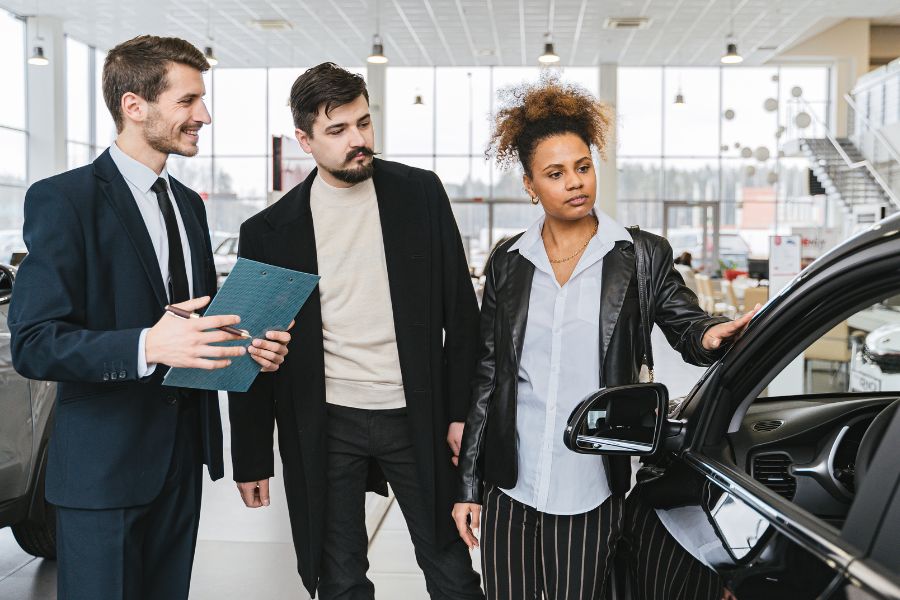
[0,264,57,559]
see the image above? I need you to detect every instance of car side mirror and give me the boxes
[564,383,668,456]
[0,263,15,305]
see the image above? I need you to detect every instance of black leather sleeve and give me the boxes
[644,233,730,366]
[456,248,501,504]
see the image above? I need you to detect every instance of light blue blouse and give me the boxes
[500,209,632,515]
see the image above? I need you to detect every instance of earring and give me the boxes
[531,195,539,205]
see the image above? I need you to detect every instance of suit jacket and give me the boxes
[8,149,224,509]
[457,229,730,504]
[228,159,480,597]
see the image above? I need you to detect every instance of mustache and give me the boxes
[180,122,205,131]
[345,146,378,162]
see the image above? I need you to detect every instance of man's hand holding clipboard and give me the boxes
[162,258,319,391]
[153,298,293,373]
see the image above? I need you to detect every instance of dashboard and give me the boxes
[727,395,896,521]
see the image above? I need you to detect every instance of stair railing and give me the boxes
[791,96,899,210]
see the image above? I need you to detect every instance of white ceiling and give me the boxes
[2,0,899,68]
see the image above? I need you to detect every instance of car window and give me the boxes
[731,293,900,577]
[762,294,900,398]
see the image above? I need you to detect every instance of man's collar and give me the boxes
[109,142,169,194]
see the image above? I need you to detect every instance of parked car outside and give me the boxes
[213,235,239,288]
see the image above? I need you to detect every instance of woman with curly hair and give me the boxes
[451,78,756,599]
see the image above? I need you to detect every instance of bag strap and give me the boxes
[628,226,655,382]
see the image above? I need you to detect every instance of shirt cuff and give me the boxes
[137,328,157,378]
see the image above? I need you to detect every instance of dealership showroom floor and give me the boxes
[0,329,706,600]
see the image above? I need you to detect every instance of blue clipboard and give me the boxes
[163,258,319,392]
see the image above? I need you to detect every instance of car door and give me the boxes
[649,228,900,599]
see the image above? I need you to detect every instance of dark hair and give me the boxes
[102,35,209,133]
[676,251,693,267]
[289,62,369,136]
[488,75,613,176]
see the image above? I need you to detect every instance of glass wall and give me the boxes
[618,65,831,264]
[55,53,830,271]
[0,9,27,259]
[66,38,114,168]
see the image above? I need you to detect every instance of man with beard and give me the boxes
[8,35,291,600]
[229,63,484,600]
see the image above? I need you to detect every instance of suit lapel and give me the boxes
[169,179,208,298]
[94,151,168,308]
[500,251,534,362]
[599,241,635,370]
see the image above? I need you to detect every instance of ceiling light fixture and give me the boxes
[673,88,686,106]
[413,93,424,105]
[27,0,48,66]
[28,45,48,66]
[367,0,388,64]
[204,46,218,67]
[367,35,388,64]
[204,0,218,67]
[539,33,560,65]
[721,42,743,64]
[721,0,743,64]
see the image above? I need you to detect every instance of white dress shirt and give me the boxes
[108,142,194,377]
[501,209,632,515]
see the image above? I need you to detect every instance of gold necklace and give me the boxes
[546,217,599,264]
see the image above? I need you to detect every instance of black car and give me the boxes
[566,214,900,599]
[0,263,57,558]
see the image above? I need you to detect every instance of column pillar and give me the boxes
[367,62,387,155]
[26,16,67,184]
[597,63,618,218]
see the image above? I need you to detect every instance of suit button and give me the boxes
[119,370,127,378]
[166,395,177,406]
[102,373,110,381]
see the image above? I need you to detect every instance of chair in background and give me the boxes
[696,274,731,316]
[720,279,739,318]
[742,286,769,311]
[804,321,851,393]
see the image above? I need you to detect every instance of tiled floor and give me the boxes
[0,327,704,599]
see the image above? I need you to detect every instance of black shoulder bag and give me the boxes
[628,226,708,509]
[628,226,654,383]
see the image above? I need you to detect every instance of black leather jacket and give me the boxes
[457,228,729,504]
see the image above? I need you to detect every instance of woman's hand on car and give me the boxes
[702,304,762,350]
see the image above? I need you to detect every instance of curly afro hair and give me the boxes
[487,75,614,176]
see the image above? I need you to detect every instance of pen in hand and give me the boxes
[164,305,251,339]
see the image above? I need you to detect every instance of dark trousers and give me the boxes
[479,486,625,600]
[621,493,723,600]
[320,404,484,600]
[56,399,203,600]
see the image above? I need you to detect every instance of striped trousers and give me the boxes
[479,486,625,600]
[621,492,723,600]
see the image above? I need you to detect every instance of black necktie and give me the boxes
[150,177,190,304]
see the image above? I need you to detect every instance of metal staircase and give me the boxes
[799,137,895,210]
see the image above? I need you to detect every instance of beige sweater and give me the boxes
[310,175,406,409]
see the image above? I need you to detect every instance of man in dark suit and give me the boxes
[229,63,484,599]
[8,35,290,600]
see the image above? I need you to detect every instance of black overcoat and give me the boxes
[229,158,480,597]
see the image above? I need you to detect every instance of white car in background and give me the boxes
[213,236,239,287]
